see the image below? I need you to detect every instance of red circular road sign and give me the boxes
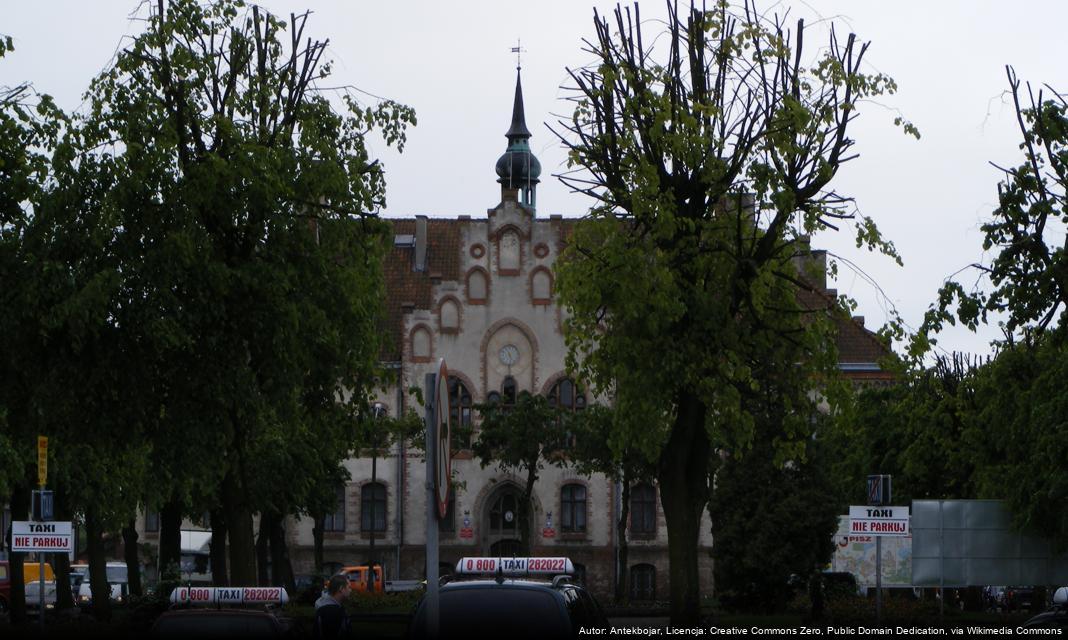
[435,359,451,520]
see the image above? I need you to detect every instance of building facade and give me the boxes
[281,69,892,602]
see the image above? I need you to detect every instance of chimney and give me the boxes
[852,315,865,328]
[414,215,428,272]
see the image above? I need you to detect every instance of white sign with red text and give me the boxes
[169,587,289,605]
[12,521,73,552]
[849,505,910,537]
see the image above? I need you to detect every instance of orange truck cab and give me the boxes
[337,565,384,594]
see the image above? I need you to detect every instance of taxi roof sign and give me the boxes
[169,586,289,606]
[456,557,574,576]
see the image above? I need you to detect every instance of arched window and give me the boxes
[501,376,517,406]
[323,485,346,532]
[449,376,473,448]
[439,298,460,332]
[467,269,488,303]
[411,326,431,361]
[361,483,386,533]
[630,564,656,601]
[631,483,657,535]
[561,484,587,533]
[531,268,552,304]
[548,378,586,411]
[499,229,521,274]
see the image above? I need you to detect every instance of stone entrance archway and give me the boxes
[482,483,525,556]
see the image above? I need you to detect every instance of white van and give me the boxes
[76,562,129,606]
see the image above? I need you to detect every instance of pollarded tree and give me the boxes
[67,0,414,586]
[919,68,1068,348]
[554,2,910,624]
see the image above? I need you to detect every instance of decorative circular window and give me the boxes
[533,243,550,259]
[470,243,486,259]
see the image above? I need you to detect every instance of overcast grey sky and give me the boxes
[3,1,1066,358]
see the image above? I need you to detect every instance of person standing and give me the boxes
[314,575,351,639]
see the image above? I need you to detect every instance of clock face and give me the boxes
[498,344,520,366]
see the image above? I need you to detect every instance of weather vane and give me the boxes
[511,39,527,69]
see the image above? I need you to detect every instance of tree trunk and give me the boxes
[122,519,142,597]
[54,491,75,610]
[312,514,325,575]
[223,471,256,585]
[519,465,538,555]
[256,515,270,586]
[209,507,228,586]
[268,515,296,593]
[657,392,711,626]
[159,498,182,583]
[8,489,29,626]
[85,508,112,622]
[616,479,631,604]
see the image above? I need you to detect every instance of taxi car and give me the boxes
[407,557,609,639]
[1022,586,1068,630]
[150,586,292,638]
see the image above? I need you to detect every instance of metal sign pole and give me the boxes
[875,536,882,622]
[425,372,439,639]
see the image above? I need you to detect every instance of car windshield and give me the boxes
[412,587,567,638]
[106,566,127,582]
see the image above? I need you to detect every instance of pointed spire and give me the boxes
[505,67,531,140]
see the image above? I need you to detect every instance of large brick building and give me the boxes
[283,69,892,601]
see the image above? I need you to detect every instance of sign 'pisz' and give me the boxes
[849,505,910,537]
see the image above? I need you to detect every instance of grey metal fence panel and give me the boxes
[911,499,1068,587]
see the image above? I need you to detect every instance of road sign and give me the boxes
[849,505,910,537]
[867,474,891,506]
[12,520,73,552]
[37,436,48,487]
[434,359,451,520]
[32,490,54,521]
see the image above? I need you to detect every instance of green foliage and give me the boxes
[967,337,1068,547]
[827,354,982,506]
[473,392,571,552]
[711,409,840,613]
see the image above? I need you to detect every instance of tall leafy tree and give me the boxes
[56,0,413,586]
[554,3,909,623]
[0,33,69,625]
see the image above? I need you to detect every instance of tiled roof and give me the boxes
[379,217,890,371]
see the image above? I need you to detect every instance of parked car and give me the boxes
[337,565,384,594]
[24,579,57,612]
[407,557,608,639]
[77,562,130,607]
[1022,587,1068,630]
[1006,585,1036,612]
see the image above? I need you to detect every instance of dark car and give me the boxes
[407,557,609,639]
[1006,585,1036,612]
[1021,587,1068,630]
[150,608,290,638]
[0,561,10,614]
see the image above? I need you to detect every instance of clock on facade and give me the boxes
[498,344,520,366]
